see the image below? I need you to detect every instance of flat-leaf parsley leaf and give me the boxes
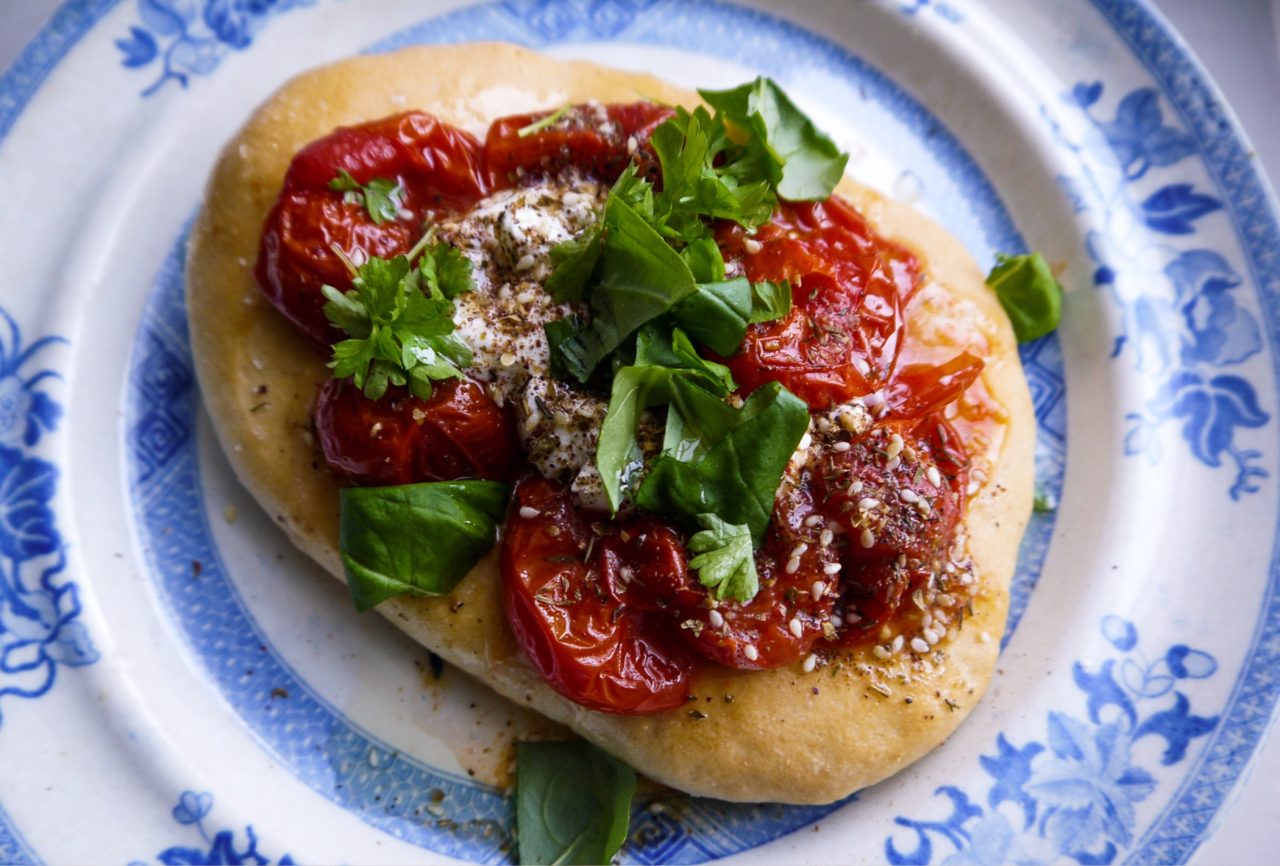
[687,513,759,601]
[328,169,405,225]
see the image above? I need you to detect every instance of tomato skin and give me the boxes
[721,198,922,409]
[315,377,519,486]
[484,102,674,186]
[818,416,968,635]
[501,477,694,714]
[255,112,489,347]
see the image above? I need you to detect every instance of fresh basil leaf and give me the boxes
[515,740,636,866]
[553,196,698,382]
[636,379,809,544]
[339,481,509,612]
[681,237,726,283]
[544,223,604,304]
[699,77,848,201]
[634,324,734,394]
[986,252,1064,343]
[545,315,594,383]
[749,279,792,323]
[687,513,759,602]
[672,278,753,356]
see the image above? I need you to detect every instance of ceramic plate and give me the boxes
[0,0,1276,862]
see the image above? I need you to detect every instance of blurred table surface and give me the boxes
[2,0,1278,863]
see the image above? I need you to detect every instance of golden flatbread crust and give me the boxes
[186,43,1034,805]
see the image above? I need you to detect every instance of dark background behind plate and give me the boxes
[1,0,1277,862]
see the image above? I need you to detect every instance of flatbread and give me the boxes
[186,43,1034,805]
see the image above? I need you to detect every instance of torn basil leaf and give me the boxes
[636,379,809,544]
[516,740,636,866]
[698,76,849,201]
[986,252,1064,343]
[339,480,509,612]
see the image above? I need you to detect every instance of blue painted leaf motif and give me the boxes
[1071,81,1103,108]
[45,621,98,666]
[1133,692,1218,765]
[1099,88,1196,179]
[1148,372,1268,467]
[885,787,983,865]
[204,0,279,50]
[1165,645,1217,679]
[157,846,211,865]
[25,391,63,447]
[206,828,269,865]
[1165,250,1260,367]
[980,735,1044,829]
[168,38,222,77]
[1140,184,1221,235]
[1100,615,1136,651]
[0,446,60,561]
[115,27,158,68]
[138,0,197,35]
[173,791,213,825]
[1073,660,1136,726]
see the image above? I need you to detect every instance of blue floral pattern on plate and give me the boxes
[116,0,314,96]
[130,791,294,866]
[1054,81,1269,498]
[886,616,1219,865]
[0,310,97,725]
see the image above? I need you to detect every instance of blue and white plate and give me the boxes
[1,0,1276,862]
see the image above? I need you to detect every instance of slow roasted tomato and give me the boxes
[818,415,968,632]
[485,102,674,186]
[721,198,922,409]
[315,377,519,486]
[501,477,694,714]
[256,112,489,346]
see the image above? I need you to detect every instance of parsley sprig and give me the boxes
[328,169,405,225]
[321,239,475,400]
[687,513,759,602]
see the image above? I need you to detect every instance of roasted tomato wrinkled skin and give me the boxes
[501,477,694,714]
[720,198,923,409]
[819,415,969,634]
[255,112,489,346]
[315,377,519,486]
[484,102,674,186]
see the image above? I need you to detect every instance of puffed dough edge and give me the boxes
[186,43,1034,804]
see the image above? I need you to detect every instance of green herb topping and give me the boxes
[321,242,475,400]
[339,480,509,612]
[328,169,405,225]
[687,513,759,602]
[986,252,1064,343]
[516,103,573,138]
[515,740,636,866]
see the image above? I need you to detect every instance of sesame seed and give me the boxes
[980,631,991,644]
[822,562,842,576]
[860,528,876,548]
[519,506,541,519]
[917,500,932,516]
[967,480,980,496]
[627,135,639,154]
[832,441,852,452]
[911,637,930,654]
[709,609,725,629]
[937,593,956,607]
[871,682,893,698]
[785,556,801,574]
[854,357,871,376]
[619,566,634,583]
[886,456,901,472]
[859,497,880,511]
[849,480,864,494]
[923,628,940,645]
[819,528,834,547]
[798,432,812,450]
[845,611,862,624]
[805,515,824,527]
[829,613,842,627]
[927,466,942,487]
[500,352,518,367]
[791,543,809,559]
[872,645,891,660]
[886,433,904,459]
[900,489,920,504]
[789,617,803,638]
[743,644,759,661]
[890,635,904,654]
[515,254,536,271]
[811,580,827,597]
[802,653,818,673]
[743,238,763,254]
